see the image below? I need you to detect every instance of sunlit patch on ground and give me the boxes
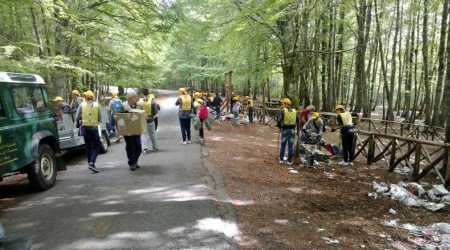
[90,211,125,218]
[195,218,239,238]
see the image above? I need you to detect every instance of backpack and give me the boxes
[199,104,209,121]
[111,99,123,113]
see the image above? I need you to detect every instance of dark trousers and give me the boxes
[341,128,355,162]
[179,117,191,141]
[214,106,221,120]
[154,117,158,130]
[83,127,100,165]
[199,120,204,139]
[124,135,142,166]
[248,107,254,123]
[280,128,295,162]
[109,114,116,135]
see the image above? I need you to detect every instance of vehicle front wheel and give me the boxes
[28,144,57,190]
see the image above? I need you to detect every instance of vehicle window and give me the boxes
[0,100,5,117]
[12,87,47,114]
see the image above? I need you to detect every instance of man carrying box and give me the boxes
[122,90,143,171]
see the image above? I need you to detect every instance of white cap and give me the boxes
[127,90,137,97]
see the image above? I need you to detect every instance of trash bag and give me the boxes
[205,116,214,131]
[193,116,201,130]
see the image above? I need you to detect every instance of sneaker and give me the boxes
[279,160,285,164]
[199,139,204,144]
[182,141,187,145]
[135,165,141,169]
[88,165,99,173]
[152,148,159,152]
[187,140,192,144]
[338,160,346,166]
[347,162,354,166]
[287,161,294,166]
[130,165,137,171]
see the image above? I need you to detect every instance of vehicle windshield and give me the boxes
[12,86,47,114]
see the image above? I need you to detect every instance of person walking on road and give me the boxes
[70,89,84,113]
[176,88,193,144]
[277,98,299,166]
[75,90,101,173]
[196,99,209,144]
[108,91,123,137]
[335,105,356,166]
[123,90,143,171]
[139,88,159,153]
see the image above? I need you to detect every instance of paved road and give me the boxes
[0,91,237,249]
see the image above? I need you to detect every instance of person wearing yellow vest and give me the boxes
[335,105,355,166]
[244,96,254,123]
[138,88,159,153]
[75,90,101,173]
[70,89,84,113]
[277,98,299,166]
[175,88,193,144]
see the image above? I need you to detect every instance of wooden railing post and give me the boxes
[367,134,375,165]
[413,143,422,178]
[444,147,450,187]
[389,138,396,170]
[400,123,404,136]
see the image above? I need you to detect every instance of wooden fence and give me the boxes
[310,112,450,186]
[355,131,450,186]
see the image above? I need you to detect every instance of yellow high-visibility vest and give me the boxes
[180,95,192,111]
[283,108,297,126]
[248,99,254,107]
[339,111,353,126]
[82,102,99,127]
[143,100,152,117]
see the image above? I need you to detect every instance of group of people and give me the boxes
[175,88,216,145]
[230,95,255,125]
[277,98,356,167]
[63,89,160,173]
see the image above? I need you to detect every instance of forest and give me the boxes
[1,0,450,139]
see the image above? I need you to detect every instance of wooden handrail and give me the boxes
[357,130,450,148]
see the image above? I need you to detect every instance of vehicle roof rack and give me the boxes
[0,72,45,84]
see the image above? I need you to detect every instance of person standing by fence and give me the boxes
[245,96,254,123]
[335,105,355,166]
[176,88,193,144]
[277,98,299,166]
[212,93,222,120]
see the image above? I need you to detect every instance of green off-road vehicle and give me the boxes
[0,72,64,190]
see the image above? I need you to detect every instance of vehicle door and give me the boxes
[0,86,20,174]
[9,85,56,167]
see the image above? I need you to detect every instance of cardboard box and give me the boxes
[115,111,146,136]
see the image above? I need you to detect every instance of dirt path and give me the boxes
[204,122,450,249]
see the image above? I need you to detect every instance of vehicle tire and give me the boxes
[27,144,57,190]
[99,131,110,154]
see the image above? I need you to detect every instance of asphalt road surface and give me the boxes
[0,90,238,250]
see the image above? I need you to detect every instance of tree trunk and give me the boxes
[432,0,449,125]
[444,3,450,141]
[422,0,431,124]
[354,0,371,117]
